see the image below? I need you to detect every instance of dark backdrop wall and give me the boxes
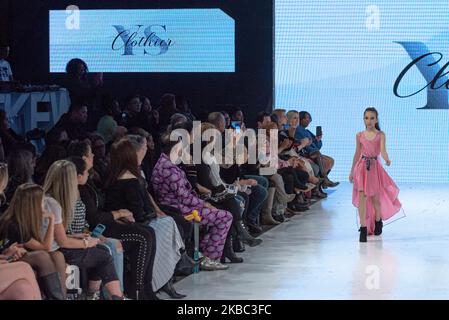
[1,0,273,127]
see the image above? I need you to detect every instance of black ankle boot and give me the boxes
[37,273,65,300]
[374,219,383,236]
[359,226,367,243]
[221,235,243,263]
[232,235,246,253]
[160,278,186,299]
[236,221,263,247]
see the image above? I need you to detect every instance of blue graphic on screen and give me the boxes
[50,9,235,72]
[275,0,449,183]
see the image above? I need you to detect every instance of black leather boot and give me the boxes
[221,234,243,263]
[160,277,186,299]
[236,220,263,247]
[374,219,383,236]
[37,273,65,300]
[359,226,367,243]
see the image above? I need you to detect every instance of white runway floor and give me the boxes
[173,182,449,300]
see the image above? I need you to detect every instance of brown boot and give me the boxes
[261,187,280,225]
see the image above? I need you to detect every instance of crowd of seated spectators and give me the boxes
[0,58,339,300]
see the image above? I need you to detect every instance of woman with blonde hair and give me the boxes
[0,162,41,300]
[43,160,126,300]
[0,183,66,299]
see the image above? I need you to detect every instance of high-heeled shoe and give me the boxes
[359,226,367,242]
[374,219,383,236]
[160,278,187,299]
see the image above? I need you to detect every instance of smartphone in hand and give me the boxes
[316,126,322,137]
[91,224,106,238]
[231,121,241,134]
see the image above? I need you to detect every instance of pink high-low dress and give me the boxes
[352,131,401,235]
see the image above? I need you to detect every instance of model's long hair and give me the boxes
[364,107,381,131]
[0,183,44,243]
[43,160,78,229]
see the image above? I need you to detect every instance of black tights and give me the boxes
[20,250,66,297]
[20,251,57,277]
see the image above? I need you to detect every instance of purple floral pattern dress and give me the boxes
[152,153,233,260]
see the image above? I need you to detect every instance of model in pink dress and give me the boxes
[349,108,401,242]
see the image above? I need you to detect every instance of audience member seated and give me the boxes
[67,140,102,190]
[230,107,244,122]
[214,125,269,235]
[128,133,192,243]
[157,93,179,130]
[0,110,24,158]
[87,134,109,184]
[207,112,226,134]
[97,95,121,144]
[77,155,159,300]
[4,149,34,204]
[121,94,146,130]
[221,111,231,129]
[170,113,188,129]
[67,156,125,298]
[262,122,312,213]
[176,95,196,122]
[104,137,186,298]
[295,111,339,188]
[51,102,90,141]
[196,122,262,253]
[139,96,160,135]
[43,160,127,300]
[34,145,67,186]
[256,112,271,129]
[127,128,158,187]
[286,110,327,199]
[0,184,67,299]
[151,132,232,271]
[230,107,247,131]
[44,127,70,149]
